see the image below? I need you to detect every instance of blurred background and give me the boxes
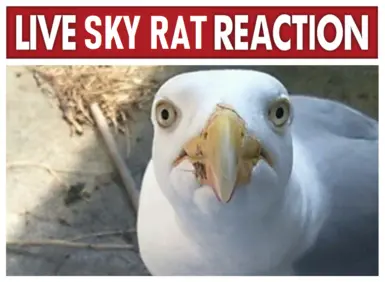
[6,65,378,275]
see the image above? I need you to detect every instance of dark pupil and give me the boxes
[161,109,169,120]
[275,107,284,119]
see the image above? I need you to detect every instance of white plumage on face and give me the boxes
[139,69,378,276]
[150,70,294,215]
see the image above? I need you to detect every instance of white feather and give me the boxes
[137,70,331,275]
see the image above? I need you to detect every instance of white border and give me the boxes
[2,0,383,280]
[377,2,383,278]
[3,0,382,6]
[5,59,380,66]
[2,0,6,278]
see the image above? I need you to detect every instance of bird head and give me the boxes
[150,70,294,216]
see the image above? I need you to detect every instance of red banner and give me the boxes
[6,6,378,59]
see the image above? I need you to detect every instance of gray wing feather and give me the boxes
[290,96,378,275]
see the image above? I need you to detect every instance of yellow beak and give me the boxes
[174,105,271,203]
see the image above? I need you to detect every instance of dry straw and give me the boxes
[28,65,167,135]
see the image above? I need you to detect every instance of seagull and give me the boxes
[137,69,378,276]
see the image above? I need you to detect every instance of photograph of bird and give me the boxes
[137,69,378,276]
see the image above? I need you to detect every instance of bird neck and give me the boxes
[284,137,328,257]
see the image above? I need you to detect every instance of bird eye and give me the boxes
[268,99,291,127]
[155,100,178,128]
